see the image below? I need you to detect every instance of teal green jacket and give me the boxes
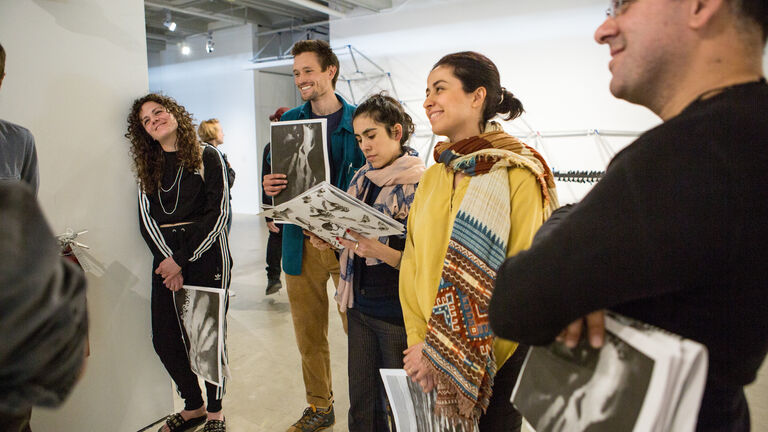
[279,94,365,275]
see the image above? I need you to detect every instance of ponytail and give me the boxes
[496,87,524,121]
[433,51,525,126]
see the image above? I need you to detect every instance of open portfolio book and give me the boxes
[511,313,709,432]
[260,181,405,249]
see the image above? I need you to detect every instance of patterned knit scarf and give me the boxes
[335,148,425,312]
[423,122,557,427]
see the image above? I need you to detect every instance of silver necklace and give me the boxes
[160,166,182,192]
[158,166,183,215]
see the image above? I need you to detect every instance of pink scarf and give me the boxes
[335,151,425,312]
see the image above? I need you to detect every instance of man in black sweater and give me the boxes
[489,1,767,431]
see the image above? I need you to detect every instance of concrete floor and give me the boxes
[149,214,767,432]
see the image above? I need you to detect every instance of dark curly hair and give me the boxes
[125,93,202,193]
[353,92,415,149]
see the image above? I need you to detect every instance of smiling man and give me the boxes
[489,0,767,430]
[262,39,365,432]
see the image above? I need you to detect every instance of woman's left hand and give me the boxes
[403,342,436,393]
[155,256,181,279]
[337,229,382,260]
[164,272,184,292]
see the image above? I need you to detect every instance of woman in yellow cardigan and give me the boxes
[399,51,558,431]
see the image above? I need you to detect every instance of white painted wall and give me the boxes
[254,70,300,172]
[0,0,172,430]
[251,29,306,197]
[148,25,262,214]
[331,0,768,202]
[331,0,654,202]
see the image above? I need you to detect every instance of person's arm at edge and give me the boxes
[22,132,39,195]
[489,162,655,346]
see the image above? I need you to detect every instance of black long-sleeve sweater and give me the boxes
[138,144,229,266]
[489,80,768,431]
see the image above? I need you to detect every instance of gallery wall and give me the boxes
[330,0,768,203]
[330,0,651,202]
[0,0,172,430]
[149,25,265,215]
[333,0,659,128]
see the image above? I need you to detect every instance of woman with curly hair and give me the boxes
[126,93,231,432]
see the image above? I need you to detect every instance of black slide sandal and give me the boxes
[202,418,226,432]
[158,413,206,432]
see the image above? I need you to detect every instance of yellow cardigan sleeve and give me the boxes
[399,173,428,347]
[494,167,545,366]
[506,167,544,256]
[398,165,544,363]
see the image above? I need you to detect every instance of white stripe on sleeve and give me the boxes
[138,186,173,258]
[190,145,229,261]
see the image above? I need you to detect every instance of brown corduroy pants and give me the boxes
[285,239,348,409]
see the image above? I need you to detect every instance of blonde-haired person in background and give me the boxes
[199,119,235,233]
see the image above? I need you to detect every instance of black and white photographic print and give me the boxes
[513,334,653,432]
[270,119,330,206]
[260,181,404,249]
[380,369,476,432]
[380,369,419,432]
[174,285,227,386]
[511,313,708,432]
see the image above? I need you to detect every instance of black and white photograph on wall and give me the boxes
[174,285,228,386]
[270,118,330,207]
[511,313,709,432]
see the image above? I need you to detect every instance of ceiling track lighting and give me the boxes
[163,11,177,32]
[205,32,215,53]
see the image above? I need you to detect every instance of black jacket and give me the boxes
[490,80,768,431]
